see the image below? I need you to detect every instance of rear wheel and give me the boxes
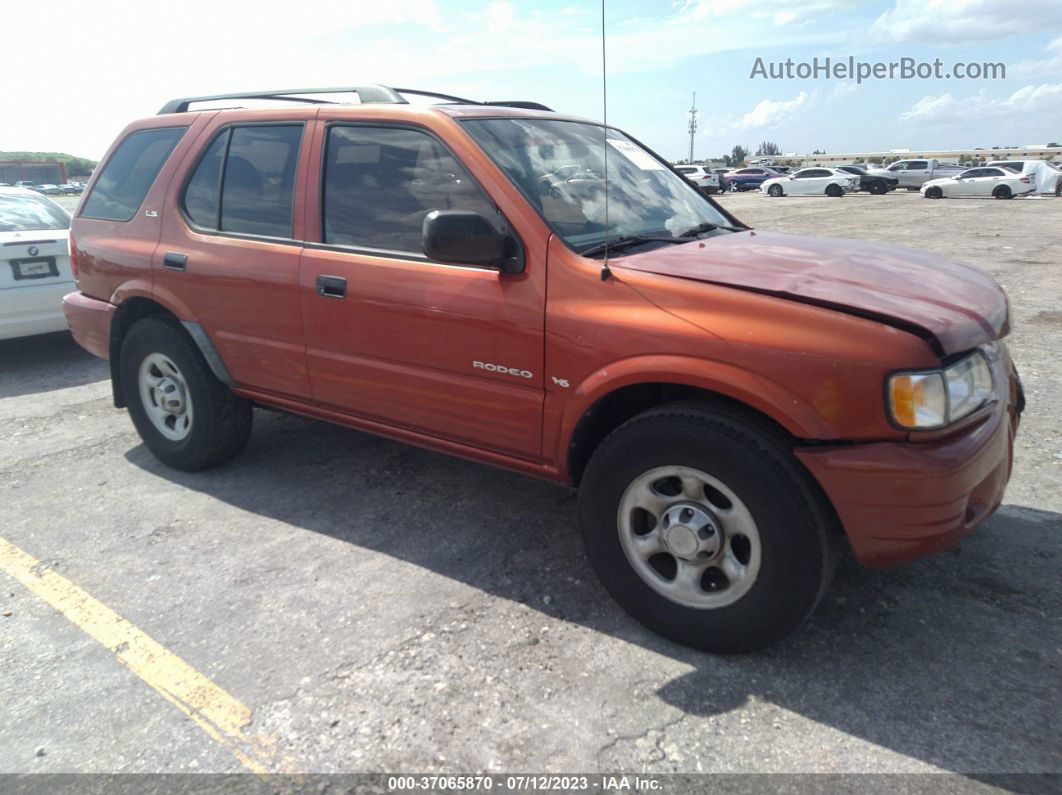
[993,185,1013,200]
[121,317,252,471]
[925,186,943,199]
[768,184,784,197]
[869,182,888,195]
[825,184,843,197]
[579,403,838,653]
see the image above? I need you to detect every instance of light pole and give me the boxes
[687,91,697,163]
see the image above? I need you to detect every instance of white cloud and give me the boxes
[700,90,816,144]
[900,83,1062,124]
[870,0,1062,44]
[1011,36,1062,79]
[831,81,859,99]
[740,91,812,127]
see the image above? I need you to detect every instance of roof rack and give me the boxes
[157,85,553,115]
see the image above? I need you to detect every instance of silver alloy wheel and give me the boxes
[617,465,762,609]
[138,352,193,441]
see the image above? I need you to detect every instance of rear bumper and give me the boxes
[62,291,114,359]
[796,362,1021,568]
[0,281,76,340]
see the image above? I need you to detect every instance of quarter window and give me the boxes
[182,124,303,239]
[81,127,186,221]
[322,125,500,254]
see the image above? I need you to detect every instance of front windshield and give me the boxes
[461,118,733,255]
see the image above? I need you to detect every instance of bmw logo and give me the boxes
[27,245,39,256]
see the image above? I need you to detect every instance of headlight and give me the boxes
[888,351,994,429]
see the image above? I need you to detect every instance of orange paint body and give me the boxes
[64,103,1020,568]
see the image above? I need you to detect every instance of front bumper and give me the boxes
[62,291,114,359]
[796,356,1021,568]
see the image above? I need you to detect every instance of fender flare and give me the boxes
[107,285,234,406]
[554,355,836,474]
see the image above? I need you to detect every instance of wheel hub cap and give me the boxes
[153,377,184,413]
[661,503,720,560]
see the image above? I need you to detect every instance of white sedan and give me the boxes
[921,166,1036,199]
[0,187,75,340]
[760,168,858,197]
[674,165,722,194]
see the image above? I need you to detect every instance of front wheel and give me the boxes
[993,185,1013,200]
[925,186,943,199]
[579,403,838,653]
[869,182,887,195]
[121,317,252,471]
[767,184,784,197]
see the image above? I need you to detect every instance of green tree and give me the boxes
[728,145,749,167]
[755,141,781,157]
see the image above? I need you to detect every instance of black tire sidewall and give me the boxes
[580,411,832,652]
[120,318,248,470]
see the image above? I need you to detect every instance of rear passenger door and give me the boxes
[158,115,314,399]
[298,122,545,460]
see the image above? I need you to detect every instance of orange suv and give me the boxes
[64,86,1022,652]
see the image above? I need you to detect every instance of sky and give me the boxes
[3,0,1061,162]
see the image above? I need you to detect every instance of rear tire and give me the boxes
[925,186,943,199]
[120,316,252,471]
[869,182,887,195]
[579,402,838,653]
[825,184,843,197]
[993,185,1013,200]
[768,184,784,197]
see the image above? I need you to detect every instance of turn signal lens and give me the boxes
[889,372,947,429]
[888,351,994,430]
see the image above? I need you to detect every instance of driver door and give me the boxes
[298,121,546,460]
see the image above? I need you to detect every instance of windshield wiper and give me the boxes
[579,234,692,258]
[676,221,745,237]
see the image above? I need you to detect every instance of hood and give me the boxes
[615,230,1007,356]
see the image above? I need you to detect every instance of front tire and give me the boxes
[767,184,784,197]
[121,317,252,471]
[925,186,943,199]
[869,182,887,195]
[579,403,838,653]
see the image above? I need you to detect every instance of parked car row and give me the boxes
[680,156,1060,201]
[0,180,86,195]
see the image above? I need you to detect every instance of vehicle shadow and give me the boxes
[0,332,108,399]
[125,408,1062,780]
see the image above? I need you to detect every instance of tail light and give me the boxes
[69,230,79,280]
[1019,176,1030,183]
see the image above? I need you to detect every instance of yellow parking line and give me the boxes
[0,535,287,774]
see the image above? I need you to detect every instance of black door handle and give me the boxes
[163,252,188,271]
[316,274,346,299]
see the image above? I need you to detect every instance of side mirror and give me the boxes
[422,210,523,274]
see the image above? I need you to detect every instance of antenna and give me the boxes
[688,91,698,163]
[600,0,611,281]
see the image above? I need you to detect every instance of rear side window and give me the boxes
[182,124,303,239]
[81,127,186,221]
[322,125,499,253]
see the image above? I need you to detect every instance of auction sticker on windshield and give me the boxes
[607,139,665,170]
